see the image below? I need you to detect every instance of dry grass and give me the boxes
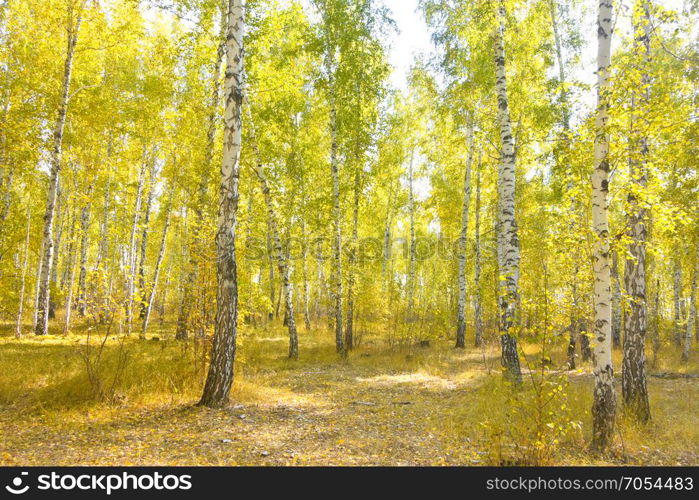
[0,320,697,466]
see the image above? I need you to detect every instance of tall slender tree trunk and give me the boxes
[62,215,78,335]
[315,253,325,320]
[15,208,31,338]
[199,0,245,408]
[177,4,226,340]
[60,207,76,290]
[326,47,344,357]
[77,184,93,317]
[673,258,683,346]
[126,158,147,336]
[622,0,652,422]
[407,146,416,322]
[611,250,622,348]
[247,106,299,359]
[138,163,157,320]
[96,144,112,269]
[591,0,617,452]
[32,239,44,332]
[549,0,571,130]
[266,220,275,320]
[456,123,474,348]
[97,170,111,323]
[242,187,256,325]
[346,167,360,350]
[473,152,483,347]
[382,177,395,290]
[494,1,522,381]
[0,130,14,254]
[63,256,77,335]
[160,260,172,322]
[142,189,173,336]
[682,244,698,362]
[49,189,63,319]
[551,0,586,367]
[300,218,312,330]
[35,4,83,335]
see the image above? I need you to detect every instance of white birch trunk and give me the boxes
[199,0,245,408]
[15,208,31,338]
[126,158,147,336]
[622,0,651,422]
[382,177,395,289]
[456,123,474,348]
[682,245,698,362]
[494,1,522,380]
[673,258,683,345]
[473,152,483,347]
[247,105,299,359]
[300,218,312,331]
[77,184,93,317]
[141,190,173,336]
[407,146,416,322]
[611,250,622,348]
[591,0,616,451]
[346,167,360,350]
[326,46,344,356]
[35,3,83,335]
[63,257,77,335]
[138,163,157,320]
[32,239,44,332]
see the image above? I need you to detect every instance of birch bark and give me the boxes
[346,167,360,350]
[126,158,147,336]
[473,152,483,348]
[407,146,416,322]
[36,1,84,335]
[591,0,617,451]
[326,45,344,356]
[199,0,245,408]
[77,184,93,317]
[622,0,652,422]
[177,3,226,340]
[456,123,474,348]
[673,258,683,346]
[142,190,173,336]
[494,1,522,380]
[247,106,299,359]
[682,245,698,363]
[15,208,31,338]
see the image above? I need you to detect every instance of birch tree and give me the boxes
[15,208,31,338]
[346,167,361,350]
[176,1,227,340]
[682,242,698,363]
[456,122,474,348]
[35,0,86,335]
[673,257,683,345]
[199,0,245,408]
[77,184,93,317]
[407,145,417,322]
[247,105,299,359]
[327,32,344,356]
[473,152,483,348]
[125,157,148,336]
[493,0,522,381]
[622,0,652,423]
[142,187,174,336]
[591,0,616,452]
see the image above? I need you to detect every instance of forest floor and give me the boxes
[0,320,698,466]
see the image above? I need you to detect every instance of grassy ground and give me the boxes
[0,320,697,466]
